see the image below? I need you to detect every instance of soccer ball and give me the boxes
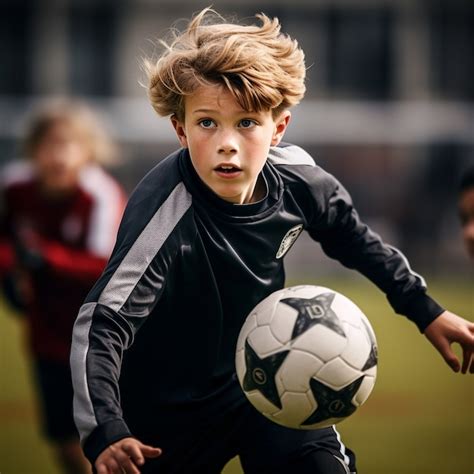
[235,285,377,429]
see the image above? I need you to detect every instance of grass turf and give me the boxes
[0,276,472,474]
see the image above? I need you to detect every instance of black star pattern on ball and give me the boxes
[360,318,378,371]
[362,342,378,371]
[281,292,346,340]
[302,376,365,426]
[242,340,289,409]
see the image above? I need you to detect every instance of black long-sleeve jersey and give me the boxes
[70,143,444,462]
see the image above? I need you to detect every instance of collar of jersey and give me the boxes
[178,149,283,221]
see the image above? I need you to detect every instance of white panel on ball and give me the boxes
[278,350,324,392]
[272,391,315,428]
[255,290,284,326]
[340,325,371,370]
[291,325,347,362]
[248,326,284,357]
[331,294,366,327]
[353,375,376,406]
[269,300,299,345]
[236,312,258,352]
[246,390,281,415]
[316,358,362,390]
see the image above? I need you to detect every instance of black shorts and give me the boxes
[34,359,79,442]
[139,401,356,474]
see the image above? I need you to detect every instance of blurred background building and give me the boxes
[1,0,473,276]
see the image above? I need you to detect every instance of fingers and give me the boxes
[429,332,460,372]
[426,328,460,372]
[122,442,145,467]
[439,340,461,373]
[425,312,474,374]
[115,451,142,474]
[97,454,140,474]
[96,462,109,474]
[140,443,162,459]
[461,347,473,374]
[96,458,121,474]
[122,440,162,466]
[458,323,474,374]
[95,438,163,474]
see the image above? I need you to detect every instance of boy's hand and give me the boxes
[95,437,162,474]
[424,310,474,373]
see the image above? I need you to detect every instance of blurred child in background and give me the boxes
[459,167,474,260]
[0,100,126,473]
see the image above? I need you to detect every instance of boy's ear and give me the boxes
[271,111,291,146]
[171,115,188,148]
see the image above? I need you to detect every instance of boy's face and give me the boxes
[171,85,290,204]
[33,121,90,194]
[459,187,474,259]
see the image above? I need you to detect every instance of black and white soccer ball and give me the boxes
[235,285,378,429]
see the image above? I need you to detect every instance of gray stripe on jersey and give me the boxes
[71,182,192,443]
[70,302,97,443]
[268,144,315,166]
[98,182,192,313]
[387,244,427,288]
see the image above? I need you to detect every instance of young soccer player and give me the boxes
[70,8,474,474]
[0,100,126,473]
[458,167,474,260]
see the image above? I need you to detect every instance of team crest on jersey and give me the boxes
[276,224,303,259]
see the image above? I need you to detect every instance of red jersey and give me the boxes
[0,162,126,363]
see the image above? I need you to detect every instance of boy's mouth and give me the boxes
[214,165,242,174]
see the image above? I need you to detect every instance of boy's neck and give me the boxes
[248,175,266,203]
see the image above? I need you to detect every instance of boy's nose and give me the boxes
[217,131,238,154]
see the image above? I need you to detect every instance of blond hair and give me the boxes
[24,100,117,165]
[144,8,306,121]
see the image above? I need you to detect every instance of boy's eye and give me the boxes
[199,119,216,129]
[239,119,256,129]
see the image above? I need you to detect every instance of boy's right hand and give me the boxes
[95,437,162,474]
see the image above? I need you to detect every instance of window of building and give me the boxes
[429,4,474,100]
[0,2,34,95]
[326,8,393,100]
[68,3,118,96]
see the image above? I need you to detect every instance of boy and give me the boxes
[0,100,126,473]
[459,167,474,260]
[70,9,473,474]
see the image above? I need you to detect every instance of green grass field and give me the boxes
[0,276,472,474]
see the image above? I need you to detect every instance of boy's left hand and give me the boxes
[424,310,474,374]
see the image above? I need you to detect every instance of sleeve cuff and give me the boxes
[83,418,133,464]
[400,292,445,333]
